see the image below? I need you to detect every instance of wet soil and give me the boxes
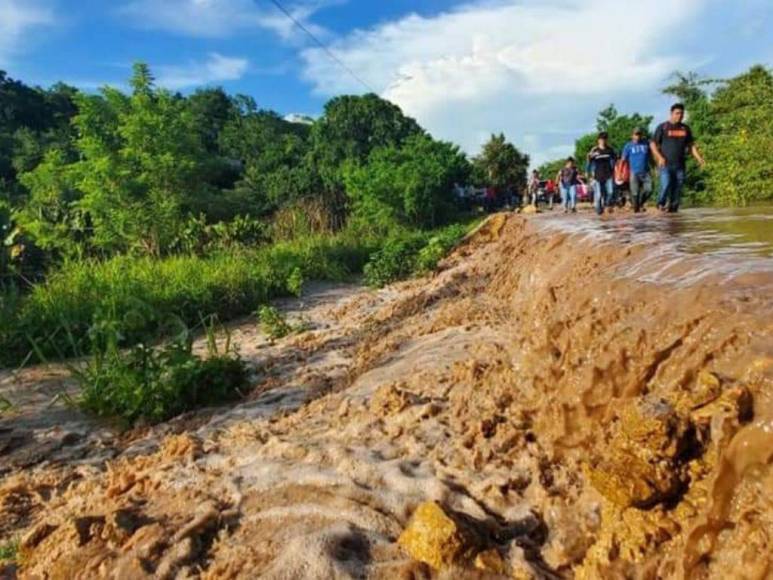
[1,211,771,579]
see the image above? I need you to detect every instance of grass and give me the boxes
[0,220,477,424]
[0,538,18,563]
[363,222,471,287]
[257,305,294,342]
[0,220,477,368]
[1,233,374,366]
[74,319,249,425]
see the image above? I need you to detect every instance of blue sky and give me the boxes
[2,0,771,165]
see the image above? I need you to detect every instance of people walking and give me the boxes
[558,158,578,213]
[586,132,617,215]
[650,103,705,213]
[545,179,557,209]
[528,170,540,207]
[622,127,653,212]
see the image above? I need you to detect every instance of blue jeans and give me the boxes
[560,184,576,210]
[593,178,614,215]
[658,167,685,212]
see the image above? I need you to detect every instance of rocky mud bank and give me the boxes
[1,213,772,579]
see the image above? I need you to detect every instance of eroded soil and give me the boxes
[1,213,772,579]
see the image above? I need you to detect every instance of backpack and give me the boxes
[614,159,630,185]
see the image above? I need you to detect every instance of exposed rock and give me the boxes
[588,396,693,508]
[20,521,58,550]
[397,502,481,570]
[474,547,507,574]
[370,383,420,416]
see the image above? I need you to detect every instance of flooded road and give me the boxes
[1,213,771,579]
[539,205,773,291]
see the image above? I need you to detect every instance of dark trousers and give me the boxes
[630,172,653,211]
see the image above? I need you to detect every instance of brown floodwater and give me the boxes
[1,212,771,579]
[539,205,773,291]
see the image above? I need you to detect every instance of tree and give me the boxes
[311,94,423,166]
[473,134,529,191]
[309,94,423,195]
[702,65,773,205]
[219,108,312,215]
[344,134,470,229]
[19,63,209,256]
[661,72,717,137]
[537,158,566,182]
[574,106,653,169]
[0,72,78,196]
[187,87,236,154]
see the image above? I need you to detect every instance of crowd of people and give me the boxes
[527,103,705,215]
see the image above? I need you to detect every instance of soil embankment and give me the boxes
[1,212,772,579]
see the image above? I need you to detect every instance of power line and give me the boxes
[262,0,376,93]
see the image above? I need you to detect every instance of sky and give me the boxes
[2,0,771,166]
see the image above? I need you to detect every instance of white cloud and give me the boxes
[300,0,708,165]
[0,0,56,67]
[119,0,338,41]
[155,53,249,89]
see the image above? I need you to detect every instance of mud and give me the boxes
[1,212,772,579]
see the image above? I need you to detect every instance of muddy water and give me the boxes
[540,205,773,290]
[1,213,772,579]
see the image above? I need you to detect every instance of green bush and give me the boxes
[363,232,428,287]
[343,133,470,229]
[0,538,19,563]
[363,222,470,287]
[415,224,468,273]
[1,233,374,366]
[73,321,248,424]
[257,305,293,342]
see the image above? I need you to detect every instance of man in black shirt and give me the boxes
[586,132,616,215]
[650,103,705,212]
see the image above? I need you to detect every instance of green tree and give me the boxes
[309,94,423,196]
[344,134,470,229]
[661,72,717,137]
[17,149,87,257]
[701,65,773,205]
[536,158,566,182]
[0,73,78,197]
[19,63,209,256]
[219,108,312,216]
[473,133,529,191]
[187,87,235,154]
[575,105,654,165]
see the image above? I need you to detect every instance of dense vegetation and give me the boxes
[538,64,772,205]
[0,63,513,422]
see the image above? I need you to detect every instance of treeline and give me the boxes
[538,65,773,205]
[0,63,530,373]
[1,64,528,283]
